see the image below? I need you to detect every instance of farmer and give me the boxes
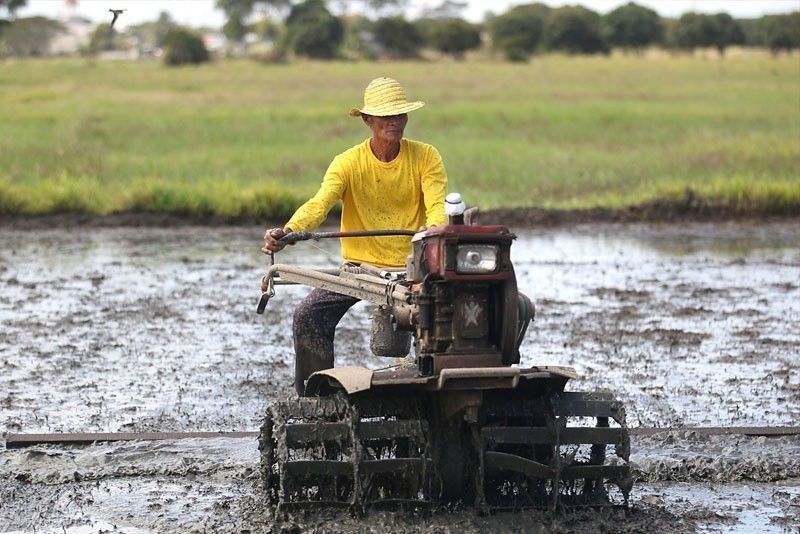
[262,77,448,395]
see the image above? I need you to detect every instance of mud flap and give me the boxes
[306,367,374,395]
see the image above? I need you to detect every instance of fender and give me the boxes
[305,366,374,395]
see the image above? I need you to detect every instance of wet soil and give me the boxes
[1,222,799,532]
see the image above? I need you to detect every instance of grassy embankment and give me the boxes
[0,55,798,222]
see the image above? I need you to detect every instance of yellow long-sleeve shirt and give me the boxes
[286,138,448,268]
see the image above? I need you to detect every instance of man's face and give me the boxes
[365,113,408,143]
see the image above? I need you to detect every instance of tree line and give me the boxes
[1,0,798,64]
[215,0,800,61]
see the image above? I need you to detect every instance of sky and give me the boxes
[17,0,800,29]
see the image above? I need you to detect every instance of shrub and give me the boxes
[163,28,210,66]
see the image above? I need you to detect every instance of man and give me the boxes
[262,77,448,395]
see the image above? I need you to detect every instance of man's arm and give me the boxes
[421,146,448,227]
[286,157,347,232]
[262,157,347,254]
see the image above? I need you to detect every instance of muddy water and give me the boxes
[1,222,799,532]
[513,223,800,428]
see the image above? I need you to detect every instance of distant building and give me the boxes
[48,13,93,55]
[47,0,136,59]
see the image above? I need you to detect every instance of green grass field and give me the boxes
[1,54,798,221]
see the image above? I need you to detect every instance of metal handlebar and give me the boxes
[258,228,417,314]
[279,229,416,245]
[278,231,313,244]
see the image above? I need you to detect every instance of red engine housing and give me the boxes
[405,224,523,376]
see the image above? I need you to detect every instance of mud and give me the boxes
[1,221,799,532]
[632,433,800,483]
[0,436,797,532]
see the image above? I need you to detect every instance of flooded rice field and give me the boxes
[1,221,798,532]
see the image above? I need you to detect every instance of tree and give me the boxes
[0,0,27,37]
[737,17,761,47]
[710,13,744,55]
[603,2,663,51]
[489,3,550,62]
[222,15,248,42]
[0,0,26,39]
[670,12,744,55]
[341,13,376,59]
[0,0,26,19]
[758,13,800,53]
[217,0,407,22]
[88,25,120,53]
[420,0,466,19]
[668,12,707,51]
[127,12,178,54]
[543,5,608,54]
[155,12,177,44]
[425,17,480,59]
[372,16,421,58]
[217,0,292,20]
[252,14,282,42]
[284,0,343,58]
[217,0,253,43]
[362,0,407,12]
[163,28,210,65]
[0,16,62,56]
[343,0,409,18]
[147,11,178,48]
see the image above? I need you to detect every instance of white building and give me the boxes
[48,0,93,55]
[48,15,93,54]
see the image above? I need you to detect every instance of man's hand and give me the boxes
[262,227,292,254]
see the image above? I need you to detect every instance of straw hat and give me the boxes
[349,77,425,117]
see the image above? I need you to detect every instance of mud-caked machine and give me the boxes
[256,194,632,514]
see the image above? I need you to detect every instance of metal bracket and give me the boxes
[256,274,275,314]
